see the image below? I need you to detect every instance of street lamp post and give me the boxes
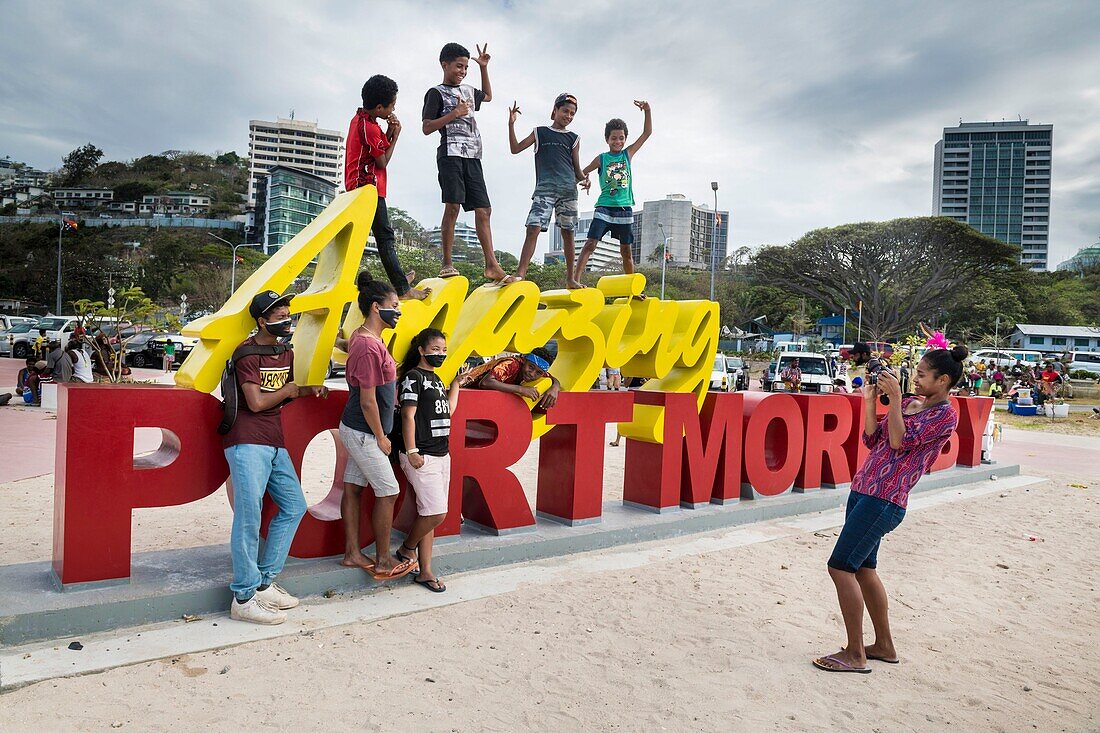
[656,221,672,300]
[208,232,261,296]
[710,181,719,302]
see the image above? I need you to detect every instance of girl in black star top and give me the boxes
[394,328,462,592]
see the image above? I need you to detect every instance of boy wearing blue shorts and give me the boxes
[575,101,652,286]
[509,93,586,286]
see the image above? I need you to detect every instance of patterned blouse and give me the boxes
[850,397,959,509]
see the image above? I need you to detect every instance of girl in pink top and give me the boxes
[814,346,967,674]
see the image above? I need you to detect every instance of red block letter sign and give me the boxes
[740,392,805,497]
[622,391,744,511]
[792,394,854,490]
[951,396,993,467]
[53,385,228,585]
[447,390,536,535]
[536,391,634,525]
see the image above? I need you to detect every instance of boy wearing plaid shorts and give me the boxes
[508,93,586,286]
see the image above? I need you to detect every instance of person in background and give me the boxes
[780,358,802,392]
[32,329,48,361]
[163,338,176,373]
[67,338,94,383]
[833,378,850,394]
[44,339,74,384]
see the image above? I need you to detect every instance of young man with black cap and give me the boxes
[224,290,327,625]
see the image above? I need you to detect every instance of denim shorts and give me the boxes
[827,491,906,573]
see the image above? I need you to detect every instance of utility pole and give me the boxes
[710,181,719,302]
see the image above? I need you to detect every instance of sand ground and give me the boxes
[0,421,1098,731]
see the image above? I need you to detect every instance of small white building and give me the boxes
[1010,324,1100,352]
[139,192,212,216]
[51,187,114,207]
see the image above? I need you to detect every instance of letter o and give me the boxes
[741,392,805,497]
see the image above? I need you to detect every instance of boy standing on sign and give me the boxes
[224,291,327,625]
[422,43,515,285]
[346,74,429,301]
[575,101,653,285]
[509,93,586,287]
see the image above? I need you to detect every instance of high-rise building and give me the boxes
[247,118,344,207]
[253,165,336,253]
[933,120,1052,270]
[426,221,479,262]
[548,195,729,272]
[546,211,623,270]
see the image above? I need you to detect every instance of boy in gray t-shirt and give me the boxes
[508,93,586,287]
[422,42,515,285]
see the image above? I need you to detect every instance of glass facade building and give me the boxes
[255,165,336,253]
[933,120,1053,270]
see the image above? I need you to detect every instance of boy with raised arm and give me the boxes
[422,42,516,285]
[575,101,652,284]
[509,93,586,287]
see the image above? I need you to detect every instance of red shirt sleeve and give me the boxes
[344,114,362,191]
[235,354,262,386]
[364,119,389,157]
[490,357,523,384]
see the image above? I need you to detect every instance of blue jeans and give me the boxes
[225,444,308,602]
[827,491,906,573]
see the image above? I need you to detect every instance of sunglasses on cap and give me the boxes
[554,93,578,109]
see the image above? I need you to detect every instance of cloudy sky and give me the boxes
[3,0,1099,267]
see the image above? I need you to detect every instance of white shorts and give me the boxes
[399,452,451,517]
[338,423,400,497]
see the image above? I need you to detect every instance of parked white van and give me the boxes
[1065,351,1100,376]
[971,349,1043,368]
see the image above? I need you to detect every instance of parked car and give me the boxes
[8,316,80,359]
[1,321,38,357]
[709,353,733,392]
[724,356,749,391]
[761,360,778,391]
[970,348,1044,369]
[1065,351,1100,376]
[128,333,198,369]
[0,315,35,332]
[769,352,836,393]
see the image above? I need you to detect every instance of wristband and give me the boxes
[406,448,420,454]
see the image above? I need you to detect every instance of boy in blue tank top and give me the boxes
[575,101,652,287]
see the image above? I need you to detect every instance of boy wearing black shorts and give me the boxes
[422,42,514,285]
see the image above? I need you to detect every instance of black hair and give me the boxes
[356,270,396,319]
[25,356,35,364]
[851,342,871,354]
[530,346,555,366]
[398,327,447,380]
[604,118,628,140]
[922,345,968,386]
[439,43,470,63]
[361,75,398,110]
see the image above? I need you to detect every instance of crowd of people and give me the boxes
[0,330,101,407]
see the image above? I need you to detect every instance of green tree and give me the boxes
[60,143,105,186]
[751,217,1019,341]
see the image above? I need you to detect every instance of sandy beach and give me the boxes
[0,421,1097,731]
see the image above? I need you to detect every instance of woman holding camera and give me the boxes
[813,346,966,674]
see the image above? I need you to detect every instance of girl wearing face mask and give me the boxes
[338,271,414,581]
[392,328,461,592]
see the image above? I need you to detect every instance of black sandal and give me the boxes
[395,544,419,575]
[413,576,446,593]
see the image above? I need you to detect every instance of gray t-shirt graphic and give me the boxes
[422,83,486,160]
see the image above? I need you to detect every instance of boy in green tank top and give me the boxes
[574,100,652,288]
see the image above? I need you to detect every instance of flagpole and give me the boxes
[56,217,63,314]
[857,301,863,342]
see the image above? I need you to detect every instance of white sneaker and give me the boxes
[230,596,287,625]
[255,582,299,610]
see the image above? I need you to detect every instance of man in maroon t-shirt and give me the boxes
[224,290,327,625]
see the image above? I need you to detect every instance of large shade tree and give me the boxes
[750,217,1020,340]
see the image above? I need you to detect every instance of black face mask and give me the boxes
[265,319,292,338]
[378,308,400,328]
[423,353,446,368]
